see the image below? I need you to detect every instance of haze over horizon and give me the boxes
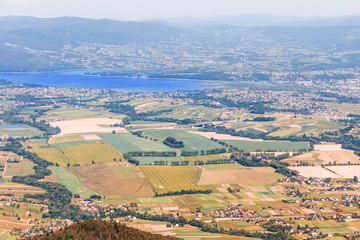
[1,0,360,21]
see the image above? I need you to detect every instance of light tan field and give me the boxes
[325,166,360,178]
[50,118,126,136]
[0,184,46,196]
[48,134,85,144]
[69,163,153,198]
[314,144,342,151]
[283,144,359,166]
[289,166,341,178]
[135,101,158,111]
[198,167,278,185]
[315,149,359,165]
[188,131,270,142]
[282,152,321,165]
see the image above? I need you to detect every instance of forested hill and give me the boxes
[27,219,179,240]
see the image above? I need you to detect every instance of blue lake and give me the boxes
[0,71,222,92]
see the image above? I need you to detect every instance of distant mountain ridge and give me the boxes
[154,14,360,28]
[2,16,360,72]
[0,16,183,50]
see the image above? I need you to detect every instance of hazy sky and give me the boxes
[1,0,360,20]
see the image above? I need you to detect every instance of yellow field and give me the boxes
[32,148,70,166]
[183,154,226,165]
[32,143,123,166]
[140,165,212,194]
[62,143,123,165]
[268,126,301,137]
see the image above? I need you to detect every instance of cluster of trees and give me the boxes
[163,137,184,148]
[201,124,267,139]
[187,219,297,240]
[30,219,179,240]
[169,161,189,166]
[194,159,232,165]
[140,161,189,166]
[181,148,227,156]
[155,189,212,197]
[90,195,103,200]
[181,150,199,156]
[230,152,298,177]
[125,151,177,157]
[250,116,276,121]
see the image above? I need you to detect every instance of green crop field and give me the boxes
[4,160,35,177]
[32,148,71,166]
[223,140,309,152]
[50,167,99,198]
[51,140,102,148]
[140,165,212,194]
[143,130,226,152]
[99,133,173,153]
[41,108,124,120]
[0,129,44,138]
[62,143,123,165]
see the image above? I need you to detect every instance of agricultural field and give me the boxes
[0,199,44,234]
[69,163,153,198]
[283,144,360,166]
[281,152,323,166]
[3,159,35,177]
[40,108,124,120]
[24,138,48,148]
[32,143,122,166]
[201,163,244,171]
[50,167,99,198]
[314,149,359,165]
[288,166,342,178]
[32,148,70,166]
[140,165,213,194]
[1,154,35,182]
[48,134,86,144]
[0,129,44,138]
[50,118,126,136]
[267,117,341,137]
[143,130,226,152]
[0,183,45,197]
[62,143,123,165]
[131,99,176,112]
[325,165,360,178]
[184,131,266,141]
[197,166,281,185]
[99,133,174,153]
[223,139,309,152]
[156,104,240,121]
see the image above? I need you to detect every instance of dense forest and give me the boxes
[28,219,179,240]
